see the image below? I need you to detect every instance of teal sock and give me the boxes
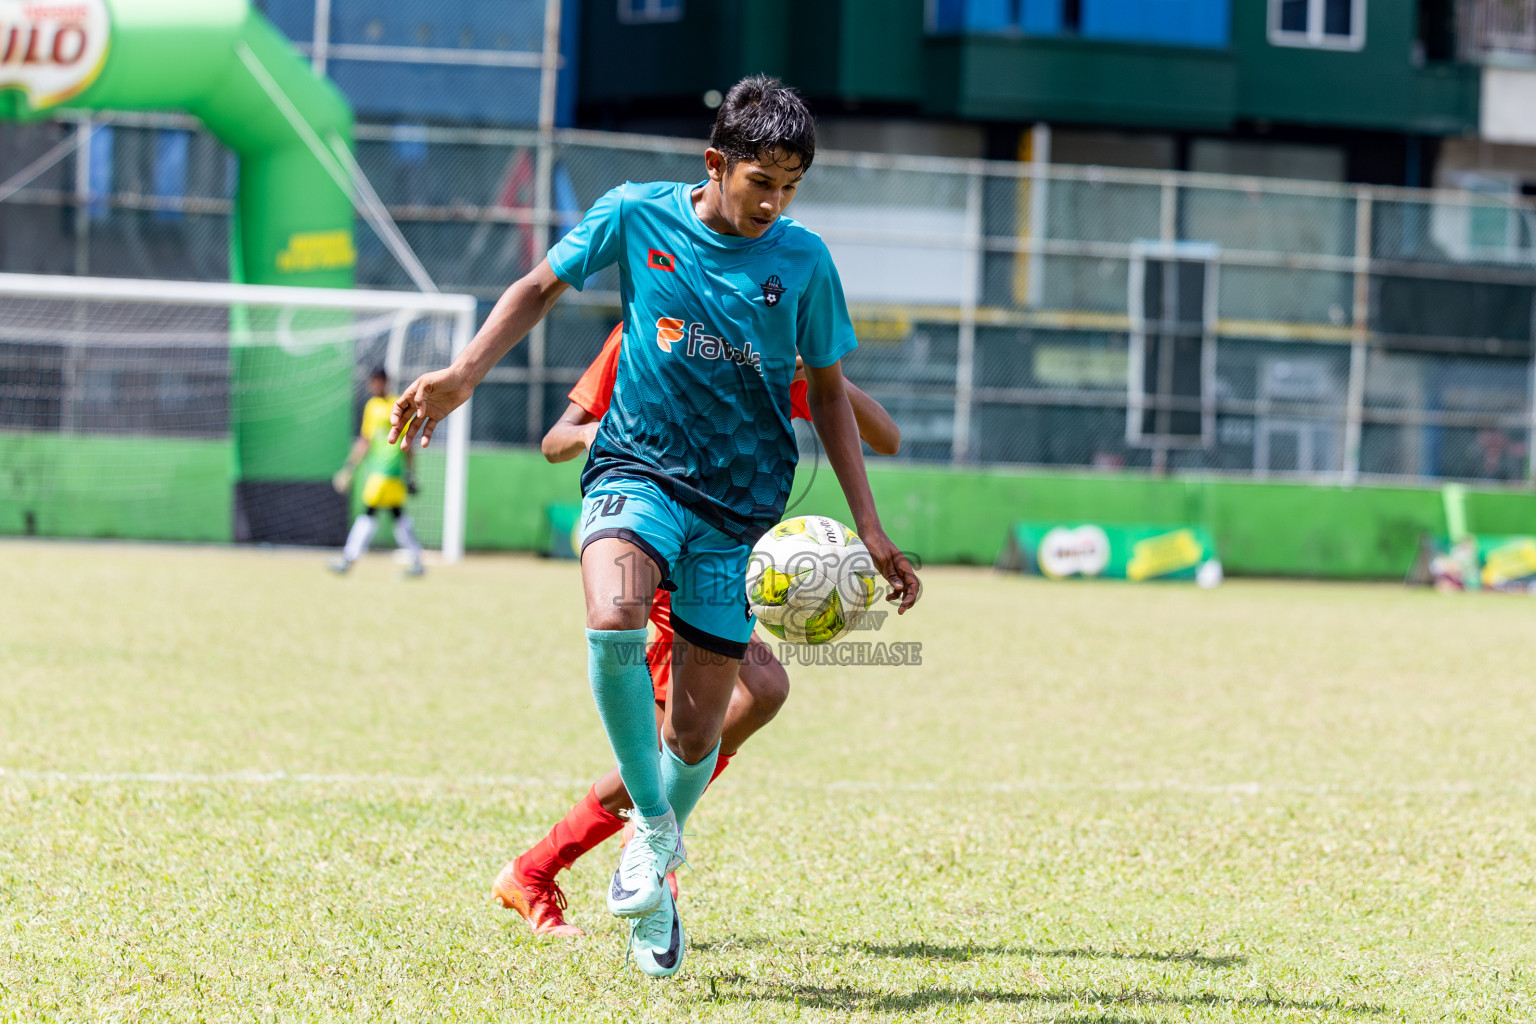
[660,741,719,833]
[586,628,669,819]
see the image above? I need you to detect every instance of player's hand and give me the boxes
[331,468,353,495]
[389,366,475,451]
[862,528,920,614]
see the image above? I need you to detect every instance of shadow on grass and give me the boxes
[703,975,1388,1017]
[853,941,1247,969]
[693,938,1245,968]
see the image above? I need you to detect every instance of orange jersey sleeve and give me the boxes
[789,378,811,422]
[567,324,624,418]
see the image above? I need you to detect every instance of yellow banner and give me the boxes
[276,229,356,274]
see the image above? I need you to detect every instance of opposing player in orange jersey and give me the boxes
[493,323,901,935]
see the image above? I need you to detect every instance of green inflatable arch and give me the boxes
[2,0,361,535]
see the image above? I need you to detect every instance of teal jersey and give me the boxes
[548,180,857,543]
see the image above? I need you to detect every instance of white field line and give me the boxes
[0,769,588,788]
[0,768,1503,796]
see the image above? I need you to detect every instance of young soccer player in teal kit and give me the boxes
[389,76,921,978]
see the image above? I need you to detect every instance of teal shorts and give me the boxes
[579,475,756,658]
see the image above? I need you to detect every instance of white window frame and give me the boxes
[618,0,684,26]
[1268,0,1366,52]
[1126,241,1220,450]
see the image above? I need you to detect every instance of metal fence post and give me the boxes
[1159,179,1177,246]
[1150,179,1180,475]
[1343,191,1372,484]
[1528,296,1536,485]
[525,0,563,444]
[67,114,94,431]
[72,113,91,277]
[311,0,332,77]
[1022,123,1049,308]
[953,167,983,463]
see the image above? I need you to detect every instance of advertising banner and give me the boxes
[0,0,111,111]
[998,522,1221,584]
[1420,535,1536,593]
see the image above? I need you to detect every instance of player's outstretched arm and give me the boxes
[793,358,900,455]
[541,403,600,464]
[804,361,920,613]
[845,381,901,456]
[389,260,570,450]
[332,434,369,493]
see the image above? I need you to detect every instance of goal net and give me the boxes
[0,273,476,562]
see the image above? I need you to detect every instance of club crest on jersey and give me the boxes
[760,275,785,307]
[655,315,763,374]
[647,248,677,272]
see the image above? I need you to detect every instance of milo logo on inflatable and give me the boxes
[0,0,111,110]
[1037,525,1112,579]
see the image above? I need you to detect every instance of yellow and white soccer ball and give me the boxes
[745,515,884,645]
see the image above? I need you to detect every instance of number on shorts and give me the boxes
[585,494,628,527]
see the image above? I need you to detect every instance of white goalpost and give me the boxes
[0,272,477,563]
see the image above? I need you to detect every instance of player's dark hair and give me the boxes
[369,366,388,381]
[709,75,816,174]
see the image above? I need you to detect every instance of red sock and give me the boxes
[515,786,624,880]
[708,751,734,785]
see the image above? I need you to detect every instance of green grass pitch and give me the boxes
[2,541,1535,1022]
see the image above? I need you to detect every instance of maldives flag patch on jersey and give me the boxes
[647,248,678,272]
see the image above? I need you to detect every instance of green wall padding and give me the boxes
[1462,490,1536,537]
[7,435,1534,580]
[0,432,233,542]
[463,449,583,552]
[458,447,1536,579]
[1201,481,1444,578]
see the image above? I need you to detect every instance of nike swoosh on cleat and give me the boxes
[610,870,640,903]
[653,911,681,969]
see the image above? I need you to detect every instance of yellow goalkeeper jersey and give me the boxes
[361,395,404,479]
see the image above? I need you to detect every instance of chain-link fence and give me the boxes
[4,113,1536,486]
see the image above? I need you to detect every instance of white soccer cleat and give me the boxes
[628,886,684,978]
[326,556,351,575]
[608,810,684,918]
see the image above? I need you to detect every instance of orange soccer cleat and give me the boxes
[620,818,680,901]
[492,859,584,937]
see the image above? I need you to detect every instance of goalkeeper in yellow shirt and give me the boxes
[329,368,425,577]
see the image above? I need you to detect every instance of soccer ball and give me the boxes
[745,515,884,645]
